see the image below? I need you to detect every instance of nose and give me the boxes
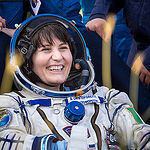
[51,49,62,61]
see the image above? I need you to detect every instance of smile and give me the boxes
[46,65,64,71]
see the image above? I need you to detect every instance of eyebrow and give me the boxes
[41,41,68,48]
[59,42,68,46]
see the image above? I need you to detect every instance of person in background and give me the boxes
[80,0,132,63]
[0,14,150,150]
[86,0,150,88]
[112,9,132,63]
[79,0,149,124]
[0,0,25,85]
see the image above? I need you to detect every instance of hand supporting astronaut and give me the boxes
[0,16,15,37]
[86,14,116,42]
[0,16,6,31]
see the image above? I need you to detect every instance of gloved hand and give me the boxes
[52,140,67,150]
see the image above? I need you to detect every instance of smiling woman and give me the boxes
[0,14,150,150]
[32,30,73,91]
[17,22,73,91]
[13,14,94,97]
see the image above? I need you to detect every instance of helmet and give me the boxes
[10,14,95,98]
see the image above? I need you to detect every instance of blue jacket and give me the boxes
[0,1,23,29]
[0,0,86,33]
[0,1,24,83]
[90,0,150,44]
[38,0,86,33]
[89,0,150,70]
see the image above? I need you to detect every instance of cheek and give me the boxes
[66,53,73,70]
[66,52,73,64]
[32,54,47,73]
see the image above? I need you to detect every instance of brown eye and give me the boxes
[59,43,70,50]
[41,48,52,52]
[42,48,49,51]
[60,46,68,50]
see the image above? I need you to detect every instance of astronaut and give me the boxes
[0,14,150,150]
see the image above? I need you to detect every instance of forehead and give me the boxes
[40,35,68,46]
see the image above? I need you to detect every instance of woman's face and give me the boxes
[32,35,73,91]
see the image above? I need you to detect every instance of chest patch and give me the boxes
[0,109,12,128]
[63,126,91,137]
[63,126,72,137]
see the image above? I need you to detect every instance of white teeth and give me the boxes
[47,65,63,71]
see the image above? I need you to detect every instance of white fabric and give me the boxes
[0,86,150,149]
[67,125,87,150]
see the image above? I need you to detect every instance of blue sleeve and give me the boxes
[89,0,123,20]
[37,0,86,33]
[0,1,23,28]
[52,141,67,150]
[32,135,67,150]
[89,0,111,20]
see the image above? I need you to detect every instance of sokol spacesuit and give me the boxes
[0,14,150,150]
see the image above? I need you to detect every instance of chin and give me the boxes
[51,78,66,83]
[54,80,65,85]
[48,80,65,85]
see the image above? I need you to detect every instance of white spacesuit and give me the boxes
[0,14,150,150]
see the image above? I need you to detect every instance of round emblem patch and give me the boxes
[0,109,12,128]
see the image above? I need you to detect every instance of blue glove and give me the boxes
[52,140,67,150]
[32,135,67,150]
